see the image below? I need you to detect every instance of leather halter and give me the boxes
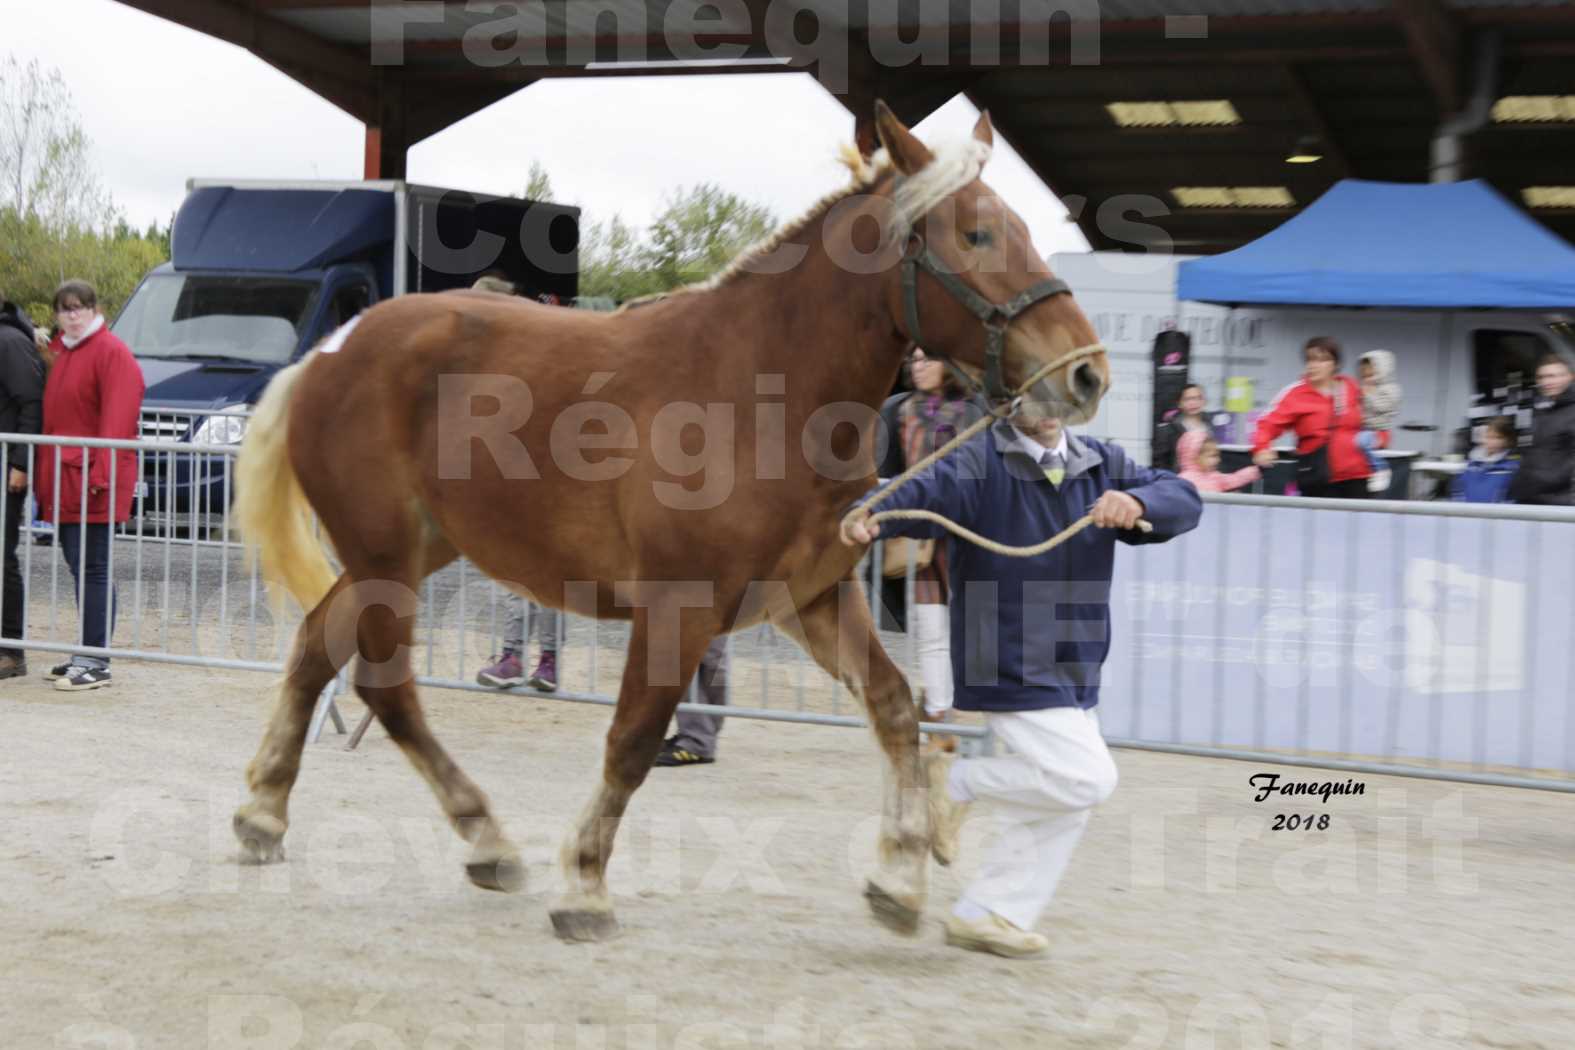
[898,232,1074,403]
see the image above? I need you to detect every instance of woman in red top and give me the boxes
[1252,336,1370,500]
[35,280,146,691]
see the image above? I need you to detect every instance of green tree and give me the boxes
[641,183,776,290]
[0,55,118,236]
[578,213,661,302]
[522,160,555,203]
[571,183,776,303]
[0,53,160,323]
[515,161,780,305]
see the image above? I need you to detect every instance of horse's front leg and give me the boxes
[776,576,930,935]
[550,608,712,942]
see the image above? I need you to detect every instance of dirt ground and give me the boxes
[5,661,1573,1050]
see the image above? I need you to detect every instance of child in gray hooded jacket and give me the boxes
[1358,349,1402,493]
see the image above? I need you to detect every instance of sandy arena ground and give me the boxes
[5,657,1573,1050]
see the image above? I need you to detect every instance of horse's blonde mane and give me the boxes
[618,134,991,311]
[885,135,993,239]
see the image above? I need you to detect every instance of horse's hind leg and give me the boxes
[551,608,712,941]
[349,565,523,892]
[776,576,929,935]
[234,573,354,863]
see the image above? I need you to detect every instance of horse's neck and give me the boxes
[717,220,906,412]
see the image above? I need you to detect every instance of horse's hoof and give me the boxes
[233,808,287,864]
[864,879,922,937]
[549,907,620,943]
[466,852,525,893]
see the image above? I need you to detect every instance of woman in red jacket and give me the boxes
[35,280,145,691]
[1252,336,1371,499]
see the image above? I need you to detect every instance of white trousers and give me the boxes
[949,706,1118,931]
[913,603,953,717]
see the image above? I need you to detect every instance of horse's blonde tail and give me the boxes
[235,354,337,610]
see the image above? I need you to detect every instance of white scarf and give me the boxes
[62,314,104,349]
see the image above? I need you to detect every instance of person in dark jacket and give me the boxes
[0,294,47,678]
[1452,416,1520,504]
[36,280,146,691]
[1151,383,1212,472]
[879,347,985,739]
[843,408,1201,959]
[1507,356,1575,506]
[873,350,985,696]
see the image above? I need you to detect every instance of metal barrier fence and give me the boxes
[1105,492,1575,793]
[0,431,984,751]
[7,429,1572,790]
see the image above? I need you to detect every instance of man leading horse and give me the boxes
[229,101,1173,949]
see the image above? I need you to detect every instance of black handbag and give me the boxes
[1296,384,1342,489]
[1285,379,1348,491]
[1295,442,1331,488]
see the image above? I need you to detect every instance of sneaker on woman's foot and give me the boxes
[55,667,112,691]
[528,651,558,692]
[476,651,525,688]
[44,662,73,681]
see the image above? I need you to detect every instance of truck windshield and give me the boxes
[114,274,318,364]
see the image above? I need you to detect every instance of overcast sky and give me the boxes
[6,0,1089,257]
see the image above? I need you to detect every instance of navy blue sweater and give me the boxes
[1451,452,1519,504]
[859,423,1202,712]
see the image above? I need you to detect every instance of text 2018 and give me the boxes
[1270,814,1331,831]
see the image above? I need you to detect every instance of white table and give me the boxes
[1410,459,1466,500]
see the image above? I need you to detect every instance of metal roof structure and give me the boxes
[115,1,1575,251]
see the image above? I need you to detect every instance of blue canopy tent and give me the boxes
[1177,180,1575,308]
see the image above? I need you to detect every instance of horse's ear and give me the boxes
[874,100,933,175]
[972,109,994,149]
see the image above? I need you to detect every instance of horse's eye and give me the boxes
[964,229,993,248]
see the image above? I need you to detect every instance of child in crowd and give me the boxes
[1176,430,1260,493]
[1151,383,1212,472]
[1358,350,1402,493]
[1452,416,1520,503]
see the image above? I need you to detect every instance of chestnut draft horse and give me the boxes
[231,103,1109,942]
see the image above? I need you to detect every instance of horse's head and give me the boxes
[874,102,1108,428]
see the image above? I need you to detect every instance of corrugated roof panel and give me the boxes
[848,0,1394,29]
[1076,0,1388,18]
[271,0,1575,43]
[1448,0,1575,8]
[275,1,718,48]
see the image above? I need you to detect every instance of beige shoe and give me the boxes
[944,912,1049,959]
[924,751,968,867]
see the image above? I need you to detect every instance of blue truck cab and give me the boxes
[108,179,579,530]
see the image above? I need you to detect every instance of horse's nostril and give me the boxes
[1072,362,1103,403]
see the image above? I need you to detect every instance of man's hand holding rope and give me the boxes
[840,489,1146,548]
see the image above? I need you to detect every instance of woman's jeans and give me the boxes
[1356,429,1385,474]
[58,523,116,670]
[502,599,563,655]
